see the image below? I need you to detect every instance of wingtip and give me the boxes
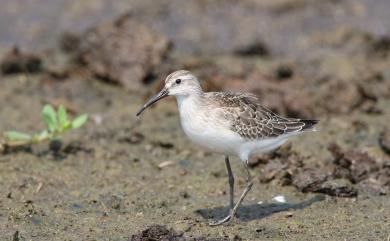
[301,119,319,131]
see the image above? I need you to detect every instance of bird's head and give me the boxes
[136,70,202,116]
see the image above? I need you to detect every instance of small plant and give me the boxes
[2,104,88,149]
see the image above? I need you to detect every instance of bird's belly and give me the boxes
[237,136,289,161]
[181,118,243,154]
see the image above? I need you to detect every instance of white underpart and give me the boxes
[176,95,301,162]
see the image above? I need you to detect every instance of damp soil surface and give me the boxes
[1,0,390,240]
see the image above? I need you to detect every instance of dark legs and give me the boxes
[209,156,253,226]
[231,164,253,216]
[225,156,235,211]
[209,156,235,226]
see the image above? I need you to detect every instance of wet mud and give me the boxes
[1,0,390,240]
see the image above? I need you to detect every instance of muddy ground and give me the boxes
[0,0,390,240]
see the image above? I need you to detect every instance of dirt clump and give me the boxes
[379,128,390,155]
[328,143,379,183]
[234,40,270,57]
[254,142,390,197]
[370,35,390,58]
[129,225,185,241]
[314,179,358,197]
[257,145,304,185]
[328,143,390,195]
[129,225,229,241]
[291,168,329,192]
[59,32,81,53]
[74,13,171,91]
[310,28,390,58]
[1,47,42,74]
[274,64,294,80]
[118,132,145,145]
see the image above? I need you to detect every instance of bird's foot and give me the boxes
[209,211,235,226]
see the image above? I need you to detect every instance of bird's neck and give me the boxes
[175,92,205,113]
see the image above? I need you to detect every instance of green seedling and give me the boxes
[2,104,88,148]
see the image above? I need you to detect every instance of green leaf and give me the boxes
[42,105,58,132]
[31,130,49,143]
[5,131,31,141]
[72,114,88,129]
[58,105,68,128]
[37,130,49,140]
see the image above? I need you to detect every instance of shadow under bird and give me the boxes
[136,70,318,226]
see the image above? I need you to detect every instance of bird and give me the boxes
[136,70,318,226]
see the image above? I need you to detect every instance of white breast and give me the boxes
[176,95,244,155]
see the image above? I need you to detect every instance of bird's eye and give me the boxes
[175,79,181,84]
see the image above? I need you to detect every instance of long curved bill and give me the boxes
[136,88,169,116]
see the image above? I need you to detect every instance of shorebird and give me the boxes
[136,70,318,226]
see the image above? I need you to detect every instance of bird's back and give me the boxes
[205,92,318,140]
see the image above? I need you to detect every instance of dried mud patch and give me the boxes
[254,143,390,197]
[1,140,93,161]
[71,14,171,91]
[0,47,42,74]
[379,128,390,155]
[328,143,390,195]
[129,225,185,241]
[129,225,230,241]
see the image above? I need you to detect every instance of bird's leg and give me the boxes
[225,156,235,211]
[210,160,253,226]
[231,163,253,216]
[209,156,235,226]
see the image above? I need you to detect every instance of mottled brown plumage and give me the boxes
[208,92,318,140]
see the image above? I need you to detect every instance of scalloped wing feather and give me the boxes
[207,92,318,140]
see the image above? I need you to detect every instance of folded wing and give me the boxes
[210,92,318,140]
